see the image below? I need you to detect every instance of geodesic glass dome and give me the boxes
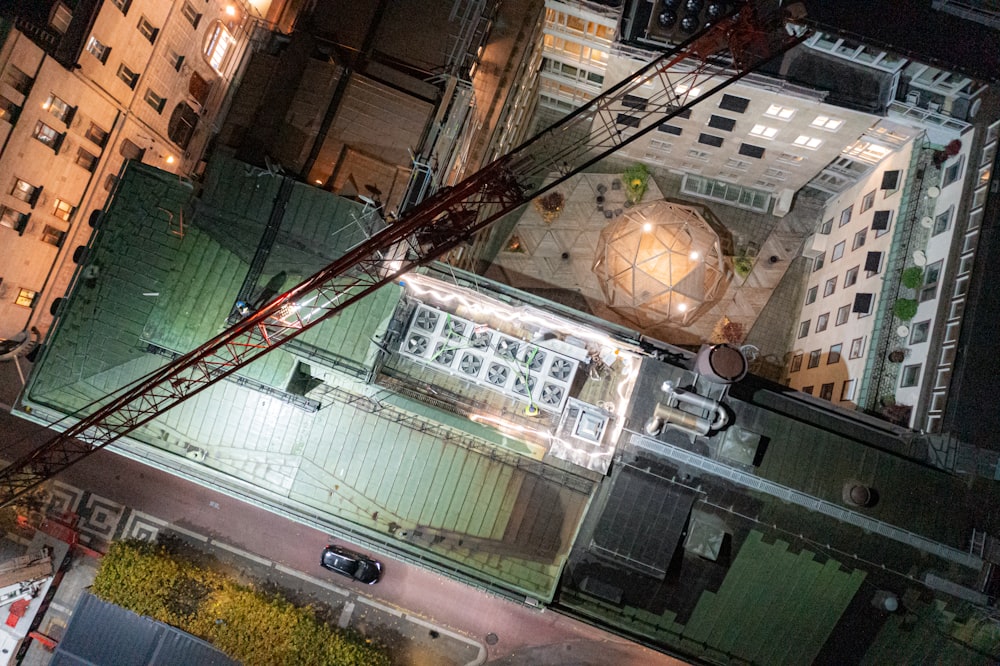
[592,200,728,328]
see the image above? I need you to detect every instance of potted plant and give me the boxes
[733,252,754,280]
[621,163,650,205]
[534,191,565,224]
[893,298,918,321]
[901,267,923,289]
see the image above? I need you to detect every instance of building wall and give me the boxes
[537,0,617,114]
[0,0,279,342]
[786,139,916,405]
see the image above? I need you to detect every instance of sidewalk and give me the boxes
[14,482,483,666]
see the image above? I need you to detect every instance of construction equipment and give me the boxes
[0,3,808,505]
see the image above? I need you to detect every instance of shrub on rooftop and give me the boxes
[93,540,390,666]
[901,267,924,289]
[893,298,918,321]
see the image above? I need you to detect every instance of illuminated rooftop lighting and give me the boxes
[225,5,237,16]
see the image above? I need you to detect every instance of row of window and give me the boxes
[800,379,857,402]
[110,0,201,29]
[0,206,66,246]
[791,336,866,372]
[799,292,879,338]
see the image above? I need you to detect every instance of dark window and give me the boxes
[698,133,724,148]
[168,102,199,150]
[0,95,21,124]
[189,71,211,105]
[616,113,641,128]
[11,179,41,206]
[808,350,821,368]
[920,260,942,302]
[117,63,139,89]
[881,170,900,190]
[872,210,891,230]
[137,16,159,43]
[708,115,736,132]
[719,94,750,113]
[801,385,814,395]
[622,94,648,110]
[75,148,98,172]
[658,123,682,135]
[674,108,692,119]
[828,344,842,364]
[111,0,131,14]
[864,251,882,273]
[5,66,33,95]
[790,354,802,372]
[819,218,833,234]
[820,383,834,400]
[853,293,873,313]
[739,143,765,159]
[40,224,66,247]
[84,122,108,148]
[181,1,201,28]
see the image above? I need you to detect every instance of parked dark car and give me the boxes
[320,545,382,584]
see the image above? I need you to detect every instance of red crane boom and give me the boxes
[1,4,807,505]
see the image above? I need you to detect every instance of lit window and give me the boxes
[798,320,810,338]
[144,88,166,113]
[836,305,850,325]
[816,313,829,332]
[794,135,823,149]
[11,179,39,205]
[808,350,821,368]
[44,93,74,123]
[811,115,844,131]
[181,1,201,28]
[764,104,795,120]
[52,198,75,222]
[831,240,845,262]
[137,16,159,43]
[85,36,110,63]
[750,124,779,139]
[0,206,29,234]
[33,121,64,150]
[117,63,139,89]
[15,288,36,307]
[204,22,236,74]
[849,337,866,359]
[41,224,66,247]
[50,3,72,33]
[900,364,921,387]
[844,265,859,287]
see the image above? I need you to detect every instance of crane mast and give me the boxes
[1,4,807,506]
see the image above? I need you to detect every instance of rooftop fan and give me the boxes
[487,363,509,386]
[414,308,439,332]
[432,342,456,366]
[540,383,564,406]
[459,352,483,376]
[512,375,536,396]
[549,357,573,380]
[470,330,492,349]
[406,333,429,355]
[497,338,519,360]
[444,318,467,338]
[525,347,546,370]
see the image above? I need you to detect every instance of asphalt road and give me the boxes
[0,406,682,665]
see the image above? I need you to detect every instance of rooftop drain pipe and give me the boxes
[644,381,729,438]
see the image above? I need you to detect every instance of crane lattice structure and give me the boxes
[0,4,807,506]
